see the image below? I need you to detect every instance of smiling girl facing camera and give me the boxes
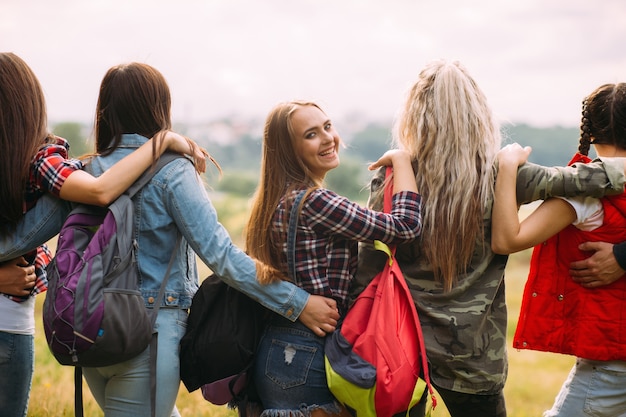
[244,101,423,416]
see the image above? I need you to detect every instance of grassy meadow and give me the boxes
[26,202,573,416]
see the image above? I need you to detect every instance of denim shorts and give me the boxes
[253,315,342,416]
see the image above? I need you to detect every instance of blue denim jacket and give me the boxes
[0,134,308,320]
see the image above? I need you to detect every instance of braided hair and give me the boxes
[578,99,592,156]
[578,83,626,156]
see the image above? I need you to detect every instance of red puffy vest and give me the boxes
[513,154,626,361]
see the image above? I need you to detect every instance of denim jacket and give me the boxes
[0,134,309,320]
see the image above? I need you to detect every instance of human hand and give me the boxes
[0,257,36,297]
[298,295,339,337]
[497,143,532,168]
[368,149,412,171]
[569,241,625,288]
[163,131,208,173]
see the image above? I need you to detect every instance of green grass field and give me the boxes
[26,247,573,417]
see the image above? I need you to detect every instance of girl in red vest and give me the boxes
[492,83,626,417]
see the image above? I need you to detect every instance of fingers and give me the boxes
[25,265,36,289]
[0,263,36,296]
[578,279,602,289]
[311,326,326,338]
[194,148,208,173]
[578,241,602,252]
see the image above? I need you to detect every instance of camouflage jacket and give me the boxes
[352,158,625,395]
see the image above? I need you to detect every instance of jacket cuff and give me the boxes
[613,242,626,271]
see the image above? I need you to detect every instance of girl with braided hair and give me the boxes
[492,82,626,417]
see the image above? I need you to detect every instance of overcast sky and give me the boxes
[2,0,626,129]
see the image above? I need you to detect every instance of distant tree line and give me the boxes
[52,120,584,203]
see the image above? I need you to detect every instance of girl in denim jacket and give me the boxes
[79,64,339,417]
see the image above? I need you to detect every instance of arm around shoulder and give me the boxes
[516,159,626,205]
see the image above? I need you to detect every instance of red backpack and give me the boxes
[325,167,435,417]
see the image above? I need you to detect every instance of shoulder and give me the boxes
[304,187,344,209]
[35,136,71,160]
[152,156,199,192]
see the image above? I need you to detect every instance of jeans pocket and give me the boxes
[265,339,317,389]
[584,361,626,417]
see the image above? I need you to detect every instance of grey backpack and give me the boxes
[43,153,181,416]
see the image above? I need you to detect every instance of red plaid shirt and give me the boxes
[4,136,82,302]
[274,188,422,313]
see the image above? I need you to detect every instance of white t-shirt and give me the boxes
[558,195,603,231]
[558,157,626,231]
[0,296,35,335]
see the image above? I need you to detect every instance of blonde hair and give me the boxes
[394,60,501,291]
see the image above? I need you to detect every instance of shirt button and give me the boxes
[148,297,155,304]
[558,294,564,301]
[167,296,175,303]
[286,309,293,317]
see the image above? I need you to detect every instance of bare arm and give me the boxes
[492,144,576,254]
[59,132,208,206]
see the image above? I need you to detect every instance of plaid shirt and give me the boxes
[4,136,82,303]
[24,136,83,212]
[274,187,422,313]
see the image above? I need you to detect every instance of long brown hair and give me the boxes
[394,60,501,291]
[0,52,52,231]
[244,101,328,284]
[94,62,172,158]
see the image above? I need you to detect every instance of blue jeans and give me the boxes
[253,315,342,417]
[83,308,187,417]
[544,358,626,417]
[0,331,34,417]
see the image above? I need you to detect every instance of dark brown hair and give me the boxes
[578,83,626,155]
[0,52,52,231]
[94,62,172,157]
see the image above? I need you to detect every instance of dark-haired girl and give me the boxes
[493,83,626,417]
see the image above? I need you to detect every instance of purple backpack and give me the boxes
[43,154,179,368]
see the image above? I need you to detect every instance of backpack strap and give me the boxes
[287,190,306,284]
[149,234,181,417]
[125,152,182,198]
[382,166,436,413]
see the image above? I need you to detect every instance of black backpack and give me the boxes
[179,190,306,413]
[179,273,268,407]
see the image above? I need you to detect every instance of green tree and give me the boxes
[52,122,92,157]
[346,123,393,163]
[503,123,584,166]
[214,171,259,197]
[325,156,369,203]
